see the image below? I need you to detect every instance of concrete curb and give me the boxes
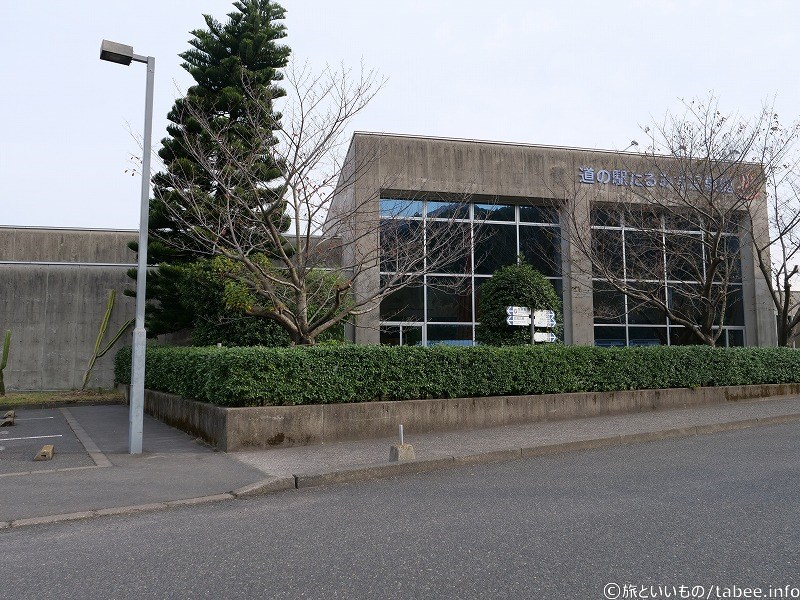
[230,476,296,498]
[2,494,240,530]
[3,412,800,530]
[294,457,457,489]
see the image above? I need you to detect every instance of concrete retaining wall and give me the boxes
[137,383,800,451]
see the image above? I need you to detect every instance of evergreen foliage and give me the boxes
[476,260,562,346]
[176,258,290,347]
[128,0,291,341]
[115,344,800,407]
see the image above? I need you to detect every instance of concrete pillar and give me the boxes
[561,193,595,345]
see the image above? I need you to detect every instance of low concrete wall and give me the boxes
[133,383,800,452]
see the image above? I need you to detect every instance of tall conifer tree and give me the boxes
[130,0,290,338]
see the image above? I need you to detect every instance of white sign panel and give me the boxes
[533,332,557,343]
[506,306,531,317]
[532,309,557,328]
[506,316,532,326]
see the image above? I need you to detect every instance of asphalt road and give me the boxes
[3,424,800,599]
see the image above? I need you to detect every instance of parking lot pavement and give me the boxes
[0,408,94,475]
[0,404,269,523]
[66,404,210,457]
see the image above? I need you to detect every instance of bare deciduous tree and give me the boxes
[153,62,474,344]
[748,139,800,346]
[560,95,796,346]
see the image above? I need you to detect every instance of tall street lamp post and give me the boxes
[99,39,155,454]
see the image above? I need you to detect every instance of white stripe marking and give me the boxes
[15,417,56,421]
[1,434,63,442]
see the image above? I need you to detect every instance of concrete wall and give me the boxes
[137,383,800,451]
[0,227,137,390]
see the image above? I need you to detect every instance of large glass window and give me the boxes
[379,197,563,346]
[380,325,423,346]
[592,205,744,347]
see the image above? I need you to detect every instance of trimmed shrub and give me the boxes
[115,345,800,407]
[476,261,562,346]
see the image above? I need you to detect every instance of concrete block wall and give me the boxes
[0,227,136,390]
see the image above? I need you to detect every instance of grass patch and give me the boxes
[0,389,124,407]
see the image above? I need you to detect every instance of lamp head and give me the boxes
[100,39,134,66]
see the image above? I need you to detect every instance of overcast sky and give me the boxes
[2,1,799,230]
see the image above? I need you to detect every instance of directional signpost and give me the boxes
[506,315,531,326]
[533,332,558,343]
[506,306,557,344]
[532,309,557,329]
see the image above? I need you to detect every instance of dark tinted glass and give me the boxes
[625,230,664,280]
[426,201,469,220]
[520,226,561,276]
[474,203,515,221]
[426,277,472,322]
[594,326,627,347]
[380,326,401,345]
[590,207,620,227]
[626,285,667,325]
[426,222,471,274]
[727,329,744,347]
[665,233,703,282]
[593,282,626,324]
[380,219,423,273]
[380,198,423,218]
[591,229,624,278]
[379,281,424,321]
[628,326,668,346]
[427,324,473,346]
[520,205,559,224]
[474,223,517,275]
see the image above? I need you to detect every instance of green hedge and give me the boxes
[115,345,800,407]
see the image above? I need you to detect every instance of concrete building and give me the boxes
[331,133,777,348]
[0,226,136,390]
[1,133,779,389]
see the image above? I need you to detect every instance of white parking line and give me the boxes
[1,434,63,442]
[14,417,56,421]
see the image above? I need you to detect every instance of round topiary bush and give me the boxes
[476,260,562,346]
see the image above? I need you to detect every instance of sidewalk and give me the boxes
[3,394,800,528]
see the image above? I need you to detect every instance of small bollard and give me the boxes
[389,424,415,462]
